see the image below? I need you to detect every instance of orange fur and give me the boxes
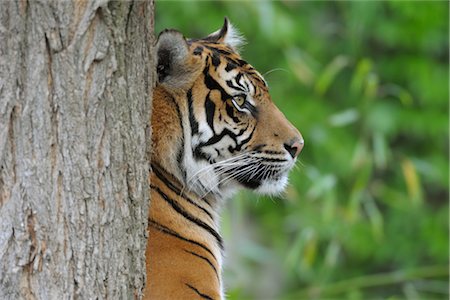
[144,19,303,299]
[145,170,221,299]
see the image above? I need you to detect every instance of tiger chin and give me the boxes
[145,18,304,300]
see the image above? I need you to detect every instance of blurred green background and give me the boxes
[155,1,449,299]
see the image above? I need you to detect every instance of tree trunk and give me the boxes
[0,1,154,299]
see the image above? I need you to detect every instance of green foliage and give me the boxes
[155,1,449,299]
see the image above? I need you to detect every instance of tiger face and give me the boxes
[153,18,304,200]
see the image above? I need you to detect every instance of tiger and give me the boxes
[144,18,304,300]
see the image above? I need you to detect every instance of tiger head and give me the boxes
[152,18,304,200]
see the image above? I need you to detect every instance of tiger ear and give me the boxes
[204,17,245,52]
[156,29,195,88]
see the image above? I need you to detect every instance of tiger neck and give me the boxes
[148,162,225,298]
[150,162,221,224]
[149,162,224,266]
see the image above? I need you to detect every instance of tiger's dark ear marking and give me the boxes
[203,18,228,43]
[156,29,194,88]
[203,17,245,52]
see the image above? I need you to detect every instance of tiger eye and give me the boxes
[234,95,246,107]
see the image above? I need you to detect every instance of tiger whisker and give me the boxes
[188,154,259,185]
[204,163,260,197]
[186,152,254,183]
[190,160,258,197]
[263,67,289,77]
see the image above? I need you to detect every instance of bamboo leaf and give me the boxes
[315,55,350,95]
[401,158,424,206]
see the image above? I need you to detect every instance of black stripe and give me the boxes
[176,147,185,180]
[187,89,199,136]
[184,249,220,281]
[225,79,245,92]
[258,157,288,163]
[247,70,268,87]
[203,45,232,56]
[211,52,220,67]
[262,150,285,155]
[151,163,183,194]
[205,93,216,132]
[203,66,230,100]
[166,93,186,180]
[151,171,214,221]
[235,58,247,67]
[222,56,248,68]
[151,163,213,208]
[193,46,204,56]
[234,73,246,91]
[198,127,244,148]
[185,283,214,300]
[234,126,255,152]
[243,77,251,91]
[225,62,236,72]
[225,103,240,123]
[151,185,224,250]
[148,219,218,264]
[193,147,213,162]
[216,48,232,56]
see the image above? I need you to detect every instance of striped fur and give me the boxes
[144,18,304,299]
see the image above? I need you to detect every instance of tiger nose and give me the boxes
[284,139,304,159]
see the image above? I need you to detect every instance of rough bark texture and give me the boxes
[0,1,154,299]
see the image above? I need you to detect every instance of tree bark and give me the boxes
[0,1,154,299]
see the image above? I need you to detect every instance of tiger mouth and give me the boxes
[221,164,291,190]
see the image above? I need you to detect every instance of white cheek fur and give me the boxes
[255,175,289,196]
